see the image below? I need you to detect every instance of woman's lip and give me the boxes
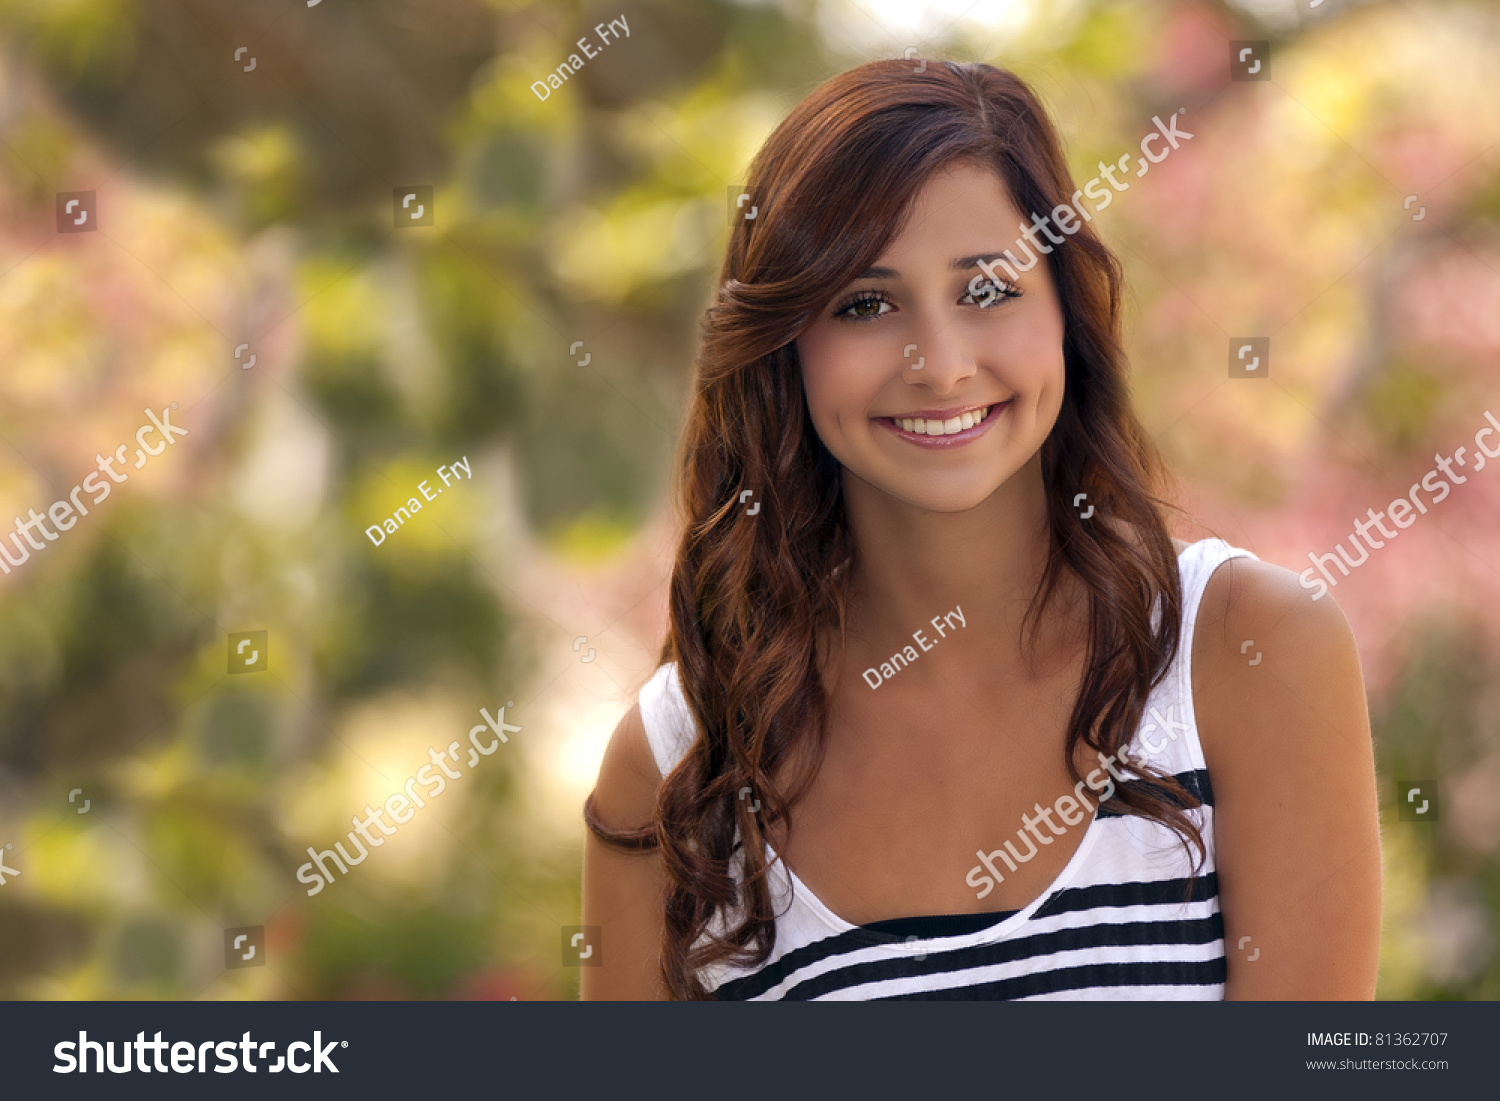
[875,400,1010,448]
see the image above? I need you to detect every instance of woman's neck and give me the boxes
[836,452,1080,679]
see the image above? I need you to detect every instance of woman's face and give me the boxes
[795,161,1067,513]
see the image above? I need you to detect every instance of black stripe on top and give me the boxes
[876,957,1228,1001]
[1096,768,1214,818]
[1032,870,1219,920]
[773,912,1226,1002]
[714,875,1222,1001]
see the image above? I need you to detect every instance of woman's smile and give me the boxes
[875,399,1012,448]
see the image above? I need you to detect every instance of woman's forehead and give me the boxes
[872,164,1024,268]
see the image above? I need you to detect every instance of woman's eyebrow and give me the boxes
[951,253,1008,271]
[853,253,1009,280]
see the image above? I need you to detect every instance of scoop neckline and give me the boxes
[741,541,1207,950]
[763,801,1106,951]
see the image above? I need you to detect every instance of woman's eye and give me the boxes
[962,275,1023,308]
[834,292,893,321]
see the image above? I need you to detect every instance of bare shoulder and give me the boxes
[589,701,663,831]
[1188,551,1381,998]
[1191,551,1367,776]
[1191,553,1361,702]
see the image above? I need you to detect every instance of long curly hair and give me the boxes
[584,58,1201,1000]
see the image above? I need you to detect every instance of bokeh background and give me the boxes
[0,0,1497,1000]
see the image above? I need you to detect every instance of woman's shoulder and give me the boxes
[1194,550,1355,667]
[1189,551,1367,778]
[590,661,698,828]
[589,700,661,833]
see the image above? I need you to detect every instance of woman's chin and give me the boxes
[869,476,1007,514]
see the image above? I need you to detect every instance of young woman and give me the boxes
[581,59,1382,1000]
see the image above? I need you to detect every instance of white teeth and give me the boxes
[893,406,993,436]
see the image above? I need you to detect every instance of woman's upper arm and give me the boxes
[1193,555,1383,999]
[580,701,671,1000]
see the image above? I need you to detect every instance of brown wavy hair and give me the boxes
[584,58,1202,1000]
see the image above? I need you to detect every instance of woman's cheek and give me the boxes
[799,338,866,443]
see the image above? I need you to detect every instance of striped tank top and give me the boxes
[637,537,1255,1000]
